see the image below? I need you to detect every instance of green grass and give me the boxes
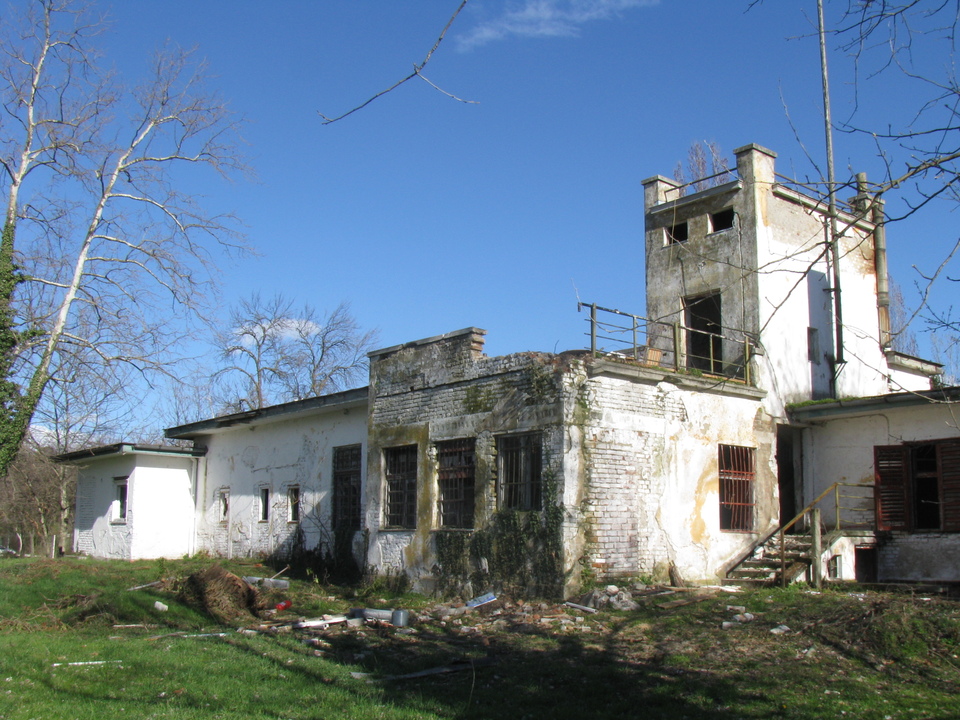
[1,558,960,719]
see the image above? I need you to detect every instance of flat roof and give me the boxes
[788,386,960,421]
[54,443,207,463]
[164,386,368,440]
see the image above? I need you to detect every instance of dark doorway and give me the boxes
[684,292,722,373]
[855,546,878,583]
[776,425,799,526]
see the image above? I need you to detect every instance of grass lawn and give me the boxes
[1,557,959,719]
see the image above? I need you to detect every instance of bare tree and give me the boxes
[0,0,246,475]
[213,293,375,411]
[673,140,732,195]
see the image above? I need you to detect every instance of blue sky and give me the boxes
[98,0,958,364]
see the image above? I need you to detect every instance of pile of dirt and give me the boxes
[178,564,263,625]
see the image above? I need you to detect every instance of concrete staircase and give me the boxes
[725,533,813,587]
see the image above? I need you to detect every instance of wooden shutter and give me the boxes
[875,445,909,531]
[939,440,960,532]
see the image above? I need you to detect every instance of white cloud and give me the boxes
[457,0,658,51]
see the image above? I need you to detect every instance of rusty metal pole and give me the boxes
[590,303,597,355]
[673,323,681,372]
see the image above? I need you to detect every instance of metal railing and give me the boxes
[776,482,875,587]
[578,302,754,385]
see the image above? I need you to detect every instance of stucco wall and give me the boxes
[581,366,778,583]
[801,402,960,581]
[73,452,196,560]
[193,404,367,559]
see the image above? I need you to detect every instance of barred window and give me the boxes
[385,445,418,529]
[333,444,362,532]
[437,439,476,528]
[719,444,755,531]
[497,434,542,511]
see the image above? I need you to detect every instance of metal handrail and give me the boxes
[578,301,754,385]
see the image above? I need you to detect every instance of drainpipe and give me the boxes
[871,190,891,349]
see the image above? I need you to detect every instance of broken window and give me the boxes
[666,221,689,244]
[385,445,418,529]
[113,477,128,522]
[218,489,230,524]
[875,440,960,532]
[684,292,723,373]
[710,208,735,232]
[719,444,755,531]
[288,486,301,523]
[259,487,270,522]
[333,444,362,532]
[498,433,542,511]
[437,438,476,528]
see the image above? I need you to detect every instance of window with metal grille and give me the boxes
[385,445,418,529]
[437,438,476,528]
[333,444,362,532]
[719,444,755,531]
[497,433,542,511]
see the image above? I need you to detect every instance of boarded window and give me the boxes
[385,445,418,529]
[437,438,476,528]
[875,440,960,532]
[719,444,755,531]
[333,444,362,532]
[288,486,301,523]
[498,434,542,511]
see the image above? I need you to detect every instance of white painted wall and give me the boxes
[582,368,778,583]
[193,405,367,559]
[802,402,960,581]
[73,451,197,560]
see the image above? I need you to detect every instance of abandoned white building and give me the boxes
[61,143,959,595]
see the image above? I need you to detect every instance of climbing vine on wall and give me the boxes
[434,473,565,599]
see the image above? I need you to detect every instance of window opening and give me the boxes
[333,444,362,532]
[218,490,230,523]
[667,221,689,244]
[385,445,418,529]
[875,440,960,533]
[498,433,542,511]
[114,477,128,522]
[719,444,755,531]
[913,444,941,530]
[437,438,476,528]
[288,486,301,523]
[710,208,735,232]
[827,554,842,579]
[807,327,821,364]
[259,488,270,522]
[685,292,723,373]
